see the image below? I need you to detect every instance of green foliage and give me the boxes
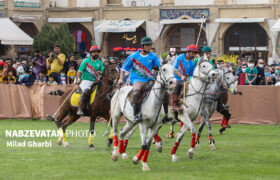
[33,23,74,57]
[161,52,169,60]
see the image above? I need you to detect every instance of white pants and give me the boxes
[79,80,94,92]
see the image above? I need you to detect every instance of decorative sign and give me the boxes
[123,34,137,44]
[160,9,210,20]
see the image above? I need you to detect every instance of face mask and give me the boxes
[70,69,74,73]
[242,68,246,73]
[249,64,254,68]
[275,70,279,75]
[61,74,65,76]
[170,52,175,56]
[92,55,99,60]
[265,72,270,76]
[25,74,30,78]
[258,64,264,68]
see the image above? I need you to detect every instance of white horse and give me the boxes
[110,63,176,171]
[195,66,238,150]
[169,57,218,162]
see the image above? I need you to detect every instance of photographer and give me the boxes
[33,49,46,79]
[48,44,66,82]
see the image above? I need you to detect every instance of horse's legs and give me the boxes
[140,124,161,171]
[88,115,97,150]
[153,125,163,153]
[56,110,69,145]
[117,121,136,158]
[132,123,147,166]
[122,124,138,159]
[165,120,176,139]
[111,96,122,161]
[59,114,80,148]
[196,119,205,148]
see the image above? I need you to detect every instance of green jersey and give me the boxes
[78,57,104,82]
[194,58,215,70]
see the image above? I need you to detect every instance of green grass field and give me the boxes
[0,119,280,180]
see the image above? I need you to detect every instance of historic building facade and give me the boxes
[1,0,280,62]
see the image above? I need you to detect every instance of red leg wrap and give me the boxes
[208,136,213,140]
[137,149,144,160]
[169,132,174,136]
[180,122,184,129]
[113,135,118,147]
[142,150,150,163]
[191,133,196,148]
[196,136,200,141]
[153,134,162,142]
[123,139,128,153]
[171,142,180,155]
[118,140,124,154]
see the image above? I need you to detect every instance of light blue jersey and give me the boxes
[172,54,195,82]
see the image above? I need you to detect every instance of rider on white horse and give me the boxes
[194,46,215,68]
[76,46,104,116]
[118,37,163,123]
[171,44,199,112]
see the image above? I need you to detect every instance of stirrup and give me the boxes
[134,115,142,123]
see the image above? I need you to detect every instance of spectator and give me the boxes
[33,49,46,78]
[217,60,224,69]
[77,58,83,68]
[274,66,280,82]
[2,76,8,84]
[57,69,67,85]
[64,54,78,72]
[17,65,25,82]
[238,64,248,85]
[67,64,76,84]
[0,63,8,83]
[47,72,58,85]
[46,50,53,78]
[8,70,16,84]
[14,61,21,70]
[265,76,274,85]
[35,70,47,85]
[166,48,177,65]
[48,44,66,80]
[245,60,258,85]
[19,67,35,86]
[256,59,265,85]
[5,58,17,78]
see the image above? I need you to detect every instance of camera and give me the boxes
[49,90,64,96]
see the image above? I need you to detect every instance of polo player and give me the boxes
[76,46,104,116]
[170,44,199,112]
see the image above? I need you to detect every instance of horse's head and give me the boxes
[194,54,218,82]
[220,66,238,94]
[102,63,120,85]
[157,63,176,92]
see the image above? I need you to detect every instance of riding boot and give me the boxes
[77,96,85,116]
[170,94,183,112]
[132,103,142,123]
[162,102,173,123]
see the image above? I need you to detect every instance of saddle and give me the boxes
[70,86,98,107]
[125,80,155,109]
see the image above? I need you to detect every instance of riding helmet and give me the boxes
[140,37,153,46]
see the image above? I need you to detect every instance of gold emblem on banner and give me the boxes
[123,34,137,44]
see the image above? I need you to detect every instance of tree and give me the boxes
[33,23,74,57]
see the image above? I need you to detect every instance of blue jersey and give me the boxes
[172,54,195,82]
[122,50,161,84]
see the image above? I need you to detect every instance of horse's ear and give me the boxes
[162,60,167,65]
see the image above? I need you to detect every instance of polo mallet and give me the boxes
[103,88,121,137]
[180,81,189,108]
[196,13,207,47]
[47,86,77,121]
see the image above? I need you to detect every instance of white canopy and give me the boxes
[160,19,206,25]
[271,19,280,31]
[0,18,33,45]
[48,17,93,23]
[215,18,265,23]
[95,20,145,33]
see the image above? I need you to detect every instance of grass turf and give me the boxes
[0,119,279,180]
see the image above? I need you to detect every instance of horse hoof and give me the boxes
[187,148,194,159]
[132,156,139,165]
[155,141,162,153]
[107,139,113,148]
[165,133,174,139]
[122,153,129,160]
[57,137,62,146]
[64,142,70,148]
[142,162,150,171]
[89,144,95,150]
[210,144,216,150]
[218,131,223,135]
[172,154,178,162]
[195,143,200,149]
[112,149,119,162]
